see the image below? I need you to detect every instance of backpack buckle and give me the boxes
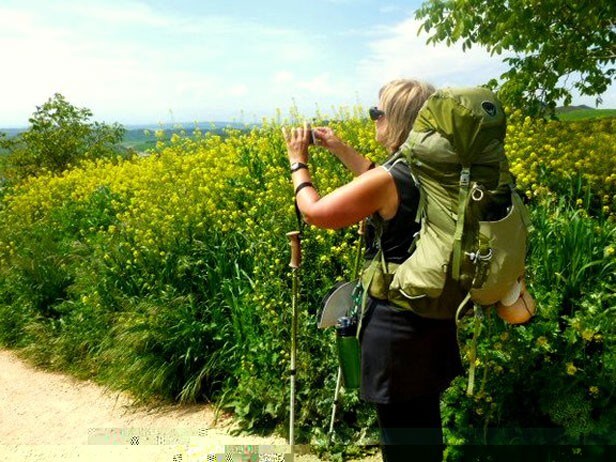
[477,248,493,261]
[465,248,493,263]
[460,168,471,187]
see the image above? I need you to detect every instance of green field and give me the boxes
[556,107,616,121]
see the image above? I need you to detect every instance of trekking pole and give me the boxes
[328,368,343,437]
[286,230,302,456]
[328,220,365,439]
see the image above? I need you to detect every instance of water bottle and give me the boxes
[335,316,361,389]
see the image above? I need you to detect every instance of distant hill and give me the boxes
[555,105,593,113]
[121,121,257,151]
[0,127,26,138]
[556,106,616,121]
[1,121,254,138]
[0,121,257,153]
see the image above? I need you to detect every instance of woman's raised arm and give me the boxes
[284,123,397,229]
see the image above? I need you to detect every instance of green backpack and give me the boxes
[364,87,532,321]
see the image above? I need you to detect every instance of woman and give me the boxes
[284,79,463,462]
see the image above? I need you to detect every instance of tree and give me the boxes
[415,0,616,115]
[0,93,126,179]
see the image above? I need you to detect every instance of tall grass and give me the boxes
[530,196,616,316]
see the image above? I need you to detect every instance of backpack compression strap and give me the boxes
[452,167,471,280]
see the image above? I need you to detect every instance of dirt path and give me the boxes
[0,349,379,461]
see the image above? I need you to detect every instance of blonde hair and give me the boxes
[378,79,435,152]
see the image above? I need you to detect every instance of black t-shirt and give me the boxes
[364,156,420,264]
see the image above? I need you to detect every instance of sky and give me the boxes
[1,0,614,128]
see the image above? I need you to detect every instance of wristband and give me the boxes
[294,182,314,196]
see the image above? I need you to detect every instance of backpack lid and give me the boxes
[413,87,506,167]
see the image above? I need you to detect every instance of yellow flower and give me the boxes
[589,386,599,397]
[566,362,578,376]
[582,329,595,342]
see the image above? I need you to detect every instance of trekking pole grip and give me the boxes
[358,219,365,236]
[287,231,302,268]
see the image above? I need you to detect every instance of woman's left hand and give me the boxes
[283,122,312,164]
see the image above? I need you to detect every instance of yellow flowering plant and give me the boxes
[0,112,614,457]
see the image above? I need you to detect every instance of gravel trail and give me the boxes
[0,349,378,461]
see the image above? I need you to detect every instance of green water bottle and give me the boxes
[335,316,361,389]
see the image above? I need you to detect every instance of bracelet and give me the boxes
[294,182,314,196]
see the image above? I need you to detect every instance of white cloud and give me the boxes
[357,17,508,90]
[355,16,616,108]
[67,2,172,27]
[379,5,403,14]
[297,73,340,95]
[229,84,248,97]
[273,71,295,84]
[0,2,328,125]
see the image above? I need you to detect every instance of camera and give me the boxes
[306,124,316,145]
[308,129,316,145]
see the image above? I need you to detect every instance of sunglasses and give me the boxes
[369,106,385,121]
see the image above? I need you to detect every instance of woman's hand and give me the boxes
[283,122,312,164]
[313,126,345,154]
[314,126,373,177]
